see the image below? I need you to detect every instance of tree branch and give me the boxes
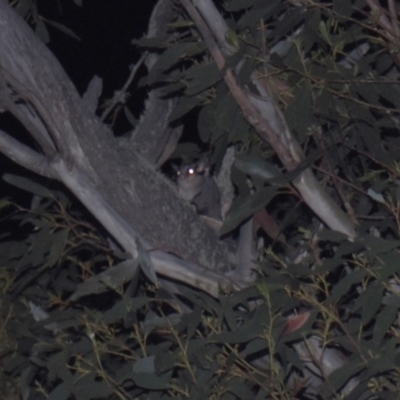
[180,0,356,239]
[0,73,57,158]
[0,0,236,287]
[0,128,54,178]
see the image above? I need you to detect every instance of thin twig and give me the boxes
[388,0,400,37]
[366,0,396,40]
[100,52,147,122]
[0,128,55,178]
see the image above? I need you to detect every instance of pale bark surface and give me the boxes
[0,0,236,294]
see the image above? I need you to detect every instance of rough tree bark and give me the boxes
[0,0,236,296]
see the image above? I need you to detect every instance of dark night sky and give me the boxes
[40,0,158,118]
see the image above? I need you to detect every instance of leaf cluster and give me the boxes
[2,177,400,399]
[135,0,400,238]
[3,0,400,399]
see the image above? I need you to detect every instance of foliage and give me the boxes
[3,175,400,399]
[3,0,400,399]
[139,0,400,238]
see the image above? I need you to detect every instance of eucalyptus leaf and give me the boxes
[220,186,278,235]
[197,103,214,143]
[154,352,179,374]
[184,306,202,339]
[185,62,221,96]
[373,306,397,345]
[43,19,81,41]
[224,0,255,12]
[68,259,138,301]
[168,95,203,122]
[362,236,400,257]
[321,360,365,396]
[148,42,195,82]
[133,355,156,374]
[367,354,397,374]
[47,229,69,267]
[235,150,322,185]
[333,0,354,17]
[356,282,383,325]
[285,82,312,143]
[234,155,280,180]
[3,174,54,198]
[212,307,264,343]
[220,297,238,331]
[214,93,239,133]
[328,270,367,304]
[131,371,171,390]
[124,106,138,128]
[102,300,128,324]
[238,1,282,28]
[35,18,50,43]
[226,378,257,400]
[48,383,71,400]
[241,338,269,358]
[137,240,157,284]
[47,352,73,384]
[30,225,52,267]
[142,312,181,336]
[14,0,30,17]
[73,372,114,398]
